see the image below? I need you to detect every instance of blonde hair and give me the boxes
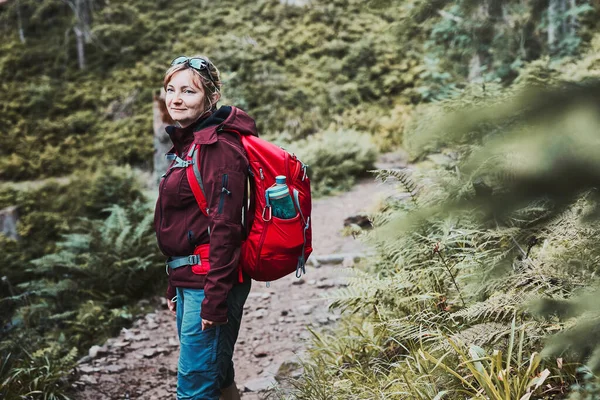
[163,54,222,112]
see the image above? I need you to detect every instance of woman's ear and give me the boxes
[210,91,221,105]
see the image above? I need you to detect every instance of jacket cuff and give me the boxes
[200,298,228,323]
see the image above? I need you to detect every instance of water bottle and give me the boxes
[266,176,296,219]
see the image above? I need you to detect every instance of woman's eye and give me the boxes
[185,90,195,94]
[166,88,174,92]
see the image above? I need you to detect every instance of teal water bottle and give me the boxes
[266,176,296,219]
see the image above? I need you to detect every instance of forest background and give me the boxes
[1,0,600,398]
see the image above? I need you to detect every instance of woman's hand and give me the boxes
[202,318,227,331]
[167,298,176,316]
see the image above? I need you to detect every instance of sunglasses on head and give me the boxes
[170,56,217,86]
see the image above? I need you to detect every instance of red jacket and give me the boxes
[154,106,256,323]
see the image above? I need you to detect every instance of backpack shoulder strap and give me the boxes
[186,144,209,217]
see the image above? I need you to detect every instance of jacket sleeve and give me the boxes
[200,140,248,322]
[166,282,176,301]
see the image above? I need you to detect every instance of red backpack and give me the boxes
[183,128,313,282]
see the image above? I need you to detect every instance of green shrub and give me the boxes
[1,201,162,398]
[287,129,378,196]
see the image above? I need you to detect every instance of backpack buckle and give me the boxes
[188,255,201,265]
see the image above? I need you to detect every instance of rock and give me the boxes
[78,365,97,374]
[427,153,455,168]
[342,256,355,268]
[297,305,315,315]
[316,280,335,289]
[122,328,136,341]
[276,360,303,379]
[291,278,305,285]
[78,374,98,385]
[88,345,108,359]
[280,310,289,316]
[317,278,347,289]
[102,364,126,374]
[343,213,372,229]
[307,257,321,269]
[247,310,268,319]
[244,376,277,392]
[147,321,159,330]
[142,347,167,358]
[76,355,92,365]
[253,346,269,358]
[0,206,19,240]
[313,253,369,265]
[111,341,130,348]
[134,333,151,342]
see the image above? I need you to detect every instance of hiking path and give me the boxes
[72,152,405,400]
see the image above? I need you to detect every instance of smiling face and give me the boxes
[165,69,207,128]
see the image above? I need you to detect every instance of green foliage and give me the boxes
[1,202,161,398]
[287,129,378,196]
[4,0,597,181]
[3,0,600,396]
[419,322,554,399]
[1,348,77,400]
[288,40,600,398]
[0,166,156,398]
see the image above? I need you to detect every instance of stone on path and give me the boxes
[88,345,108,359]
[243,376,277,392]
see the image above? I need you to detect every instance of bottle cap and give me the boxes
[275,175,286,184]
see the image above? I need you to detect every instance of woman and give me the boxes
[154,55,255,400]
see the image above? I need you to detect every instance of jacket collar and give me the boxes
[192,106,232,144]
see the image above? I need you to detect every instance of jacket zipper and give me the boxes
[198,145,210,215]
[157,166,175,255]
[218,174,230,214]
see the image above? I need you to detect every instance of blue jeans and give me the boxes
[175,279,251,400]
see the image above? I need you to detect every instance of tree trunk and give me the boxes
[548,0,559,52]
[152,90,175,187]
[74,25,85,70]
[559,0,568,37]
[569,0,578,36]
[468,53,482,82]
[0,206,19,241]
[16,0,26,44]
[63,0,93,69]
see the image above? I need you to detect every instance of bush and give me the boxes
[287,129,378,196]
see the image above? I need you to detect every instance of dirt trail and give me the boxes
[72,155,403,399]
